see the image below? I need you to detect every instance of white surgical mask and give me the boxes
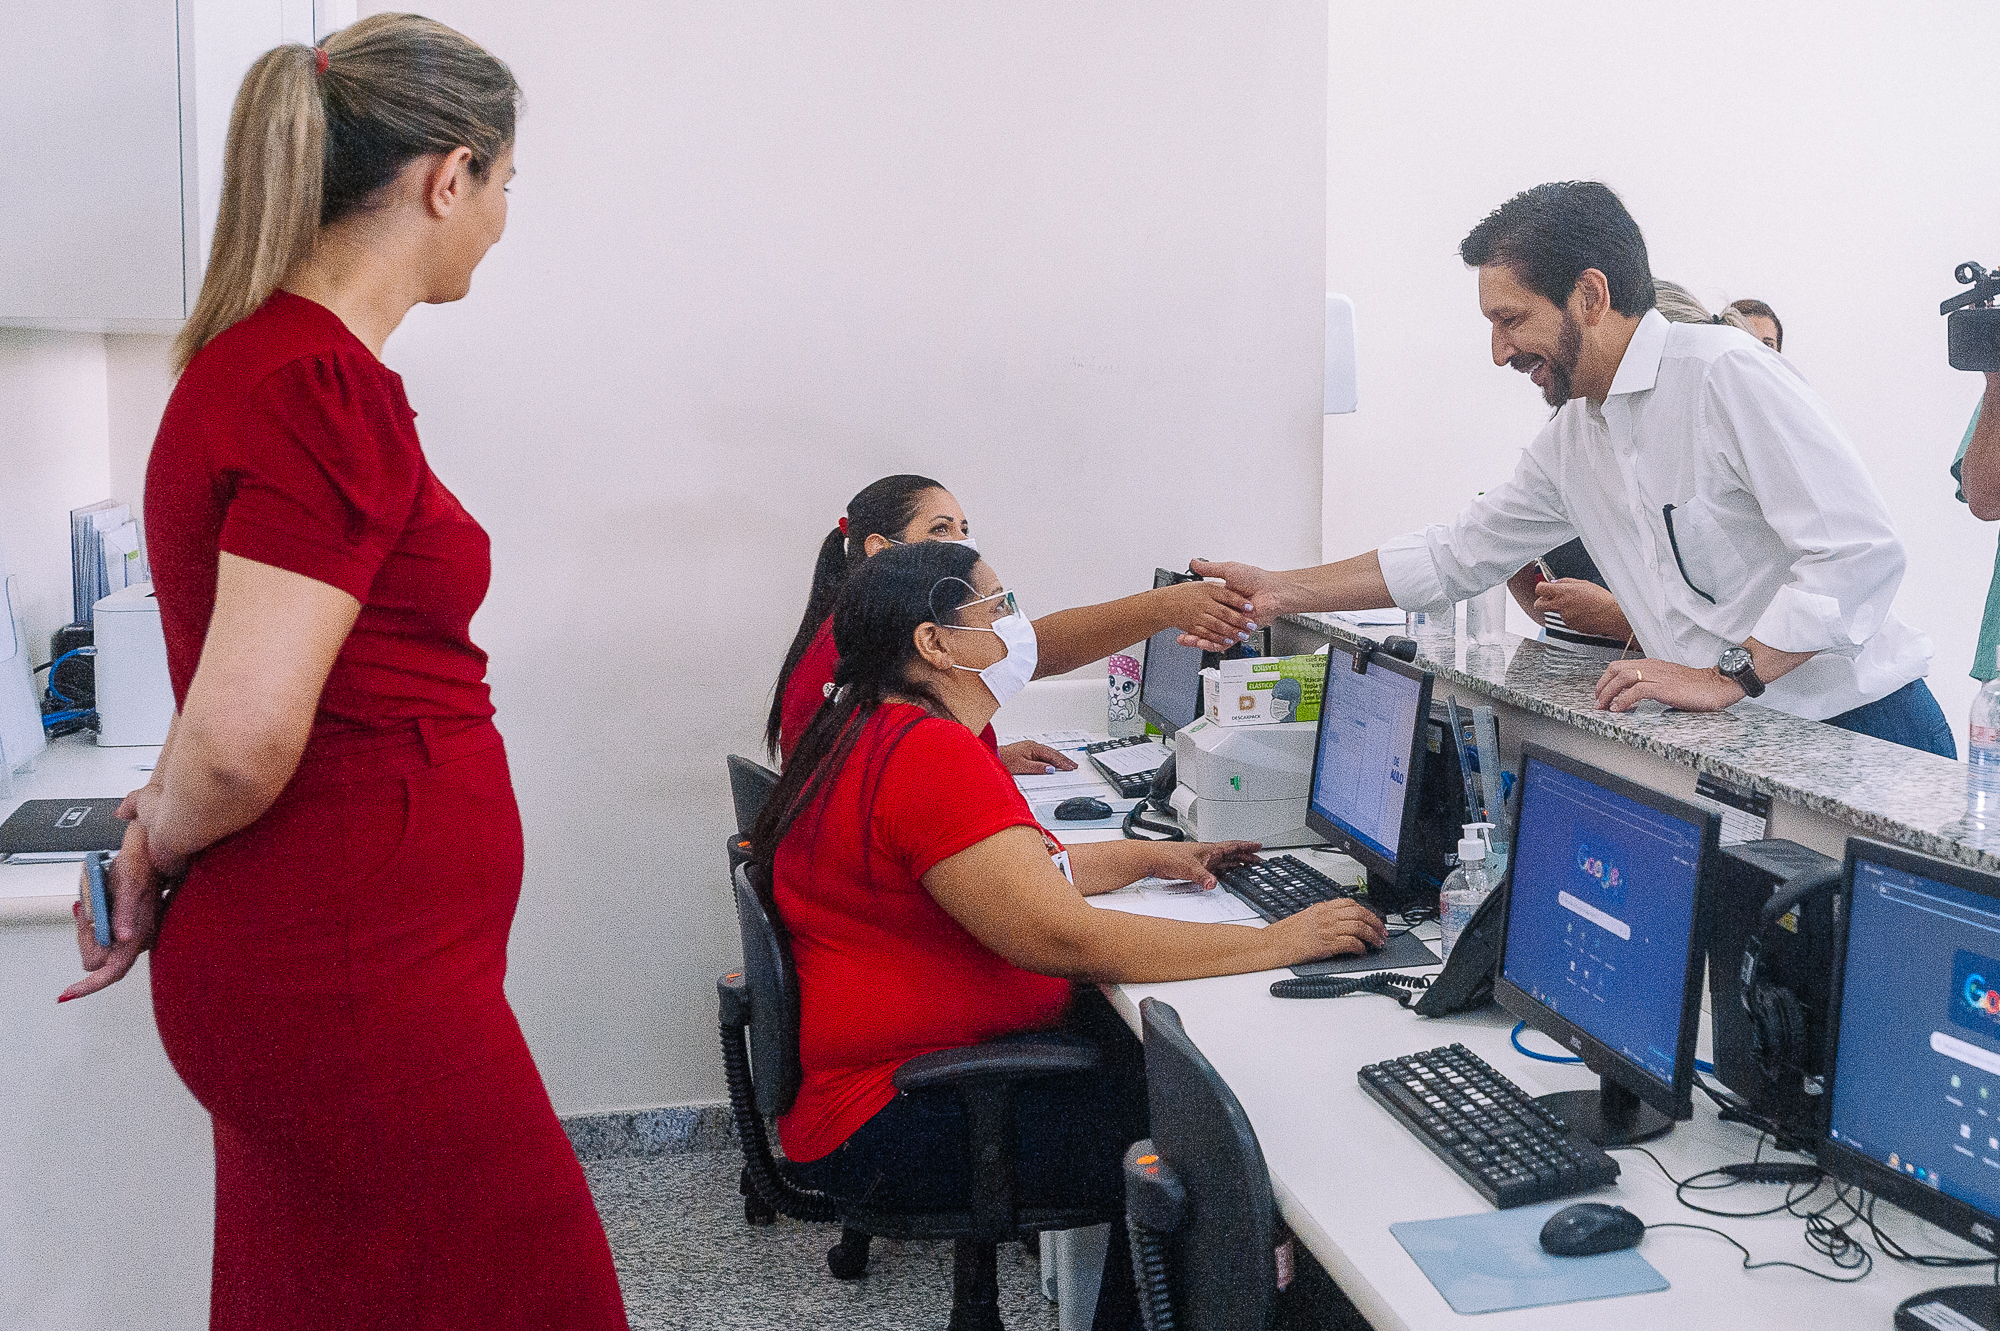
[942,588,1036,707]
[888,534,979,553]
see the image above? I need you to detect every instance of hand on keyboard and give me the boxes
[1266,898,1388,965]
[1140,840,1263,890]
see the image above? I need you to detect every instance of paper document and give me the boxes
[1014,765,1106,794]
[1091,878,1262,925]
[1090,741,1170,777]
[997,729,1095,748]
[100,522,141,595]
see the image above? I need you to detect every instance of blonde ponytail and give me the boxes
[172,45,324,373]
[171,14,518,374]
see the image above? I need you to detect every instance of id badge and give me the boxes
[1040,829,1074,884]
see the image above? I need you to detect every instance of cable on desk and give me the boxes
[1610,1142,1823,1220]
[1270,971,1431,1004]
[1642,1222,1872,1283]
[1509,1022,1582,1064]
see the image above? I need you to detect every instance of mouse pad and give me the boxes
[1390,1201,1668,1315]
[1031,797,1139,832]
[1286,929,1438,976]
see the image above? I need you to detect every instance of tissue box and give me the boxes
[1202,654,1328,727]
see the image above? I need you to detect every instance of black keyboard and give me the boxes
[1358,1044,1619,1208]
[1084,735,1167,799]
[1216,854,1358,921]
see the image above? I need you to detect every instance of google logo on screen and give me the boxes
[1965,973,2000,1017]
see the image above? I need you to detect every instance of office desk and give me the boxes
[1028,741,1993,1329]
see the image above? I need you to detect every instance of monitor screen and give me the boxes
[1138,571,1205,735]
[1827,851,2000,1222]
[1306,646,1428,869]
[1501,753,1708,1090]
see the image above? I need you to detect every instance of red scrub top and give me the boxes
[773,702,1072,1163]
[781,616,998,761]
[146,289,494,733]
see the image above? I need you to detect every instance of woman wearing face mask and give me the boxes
[768,473,1256,772]
[750,541,1383,1331]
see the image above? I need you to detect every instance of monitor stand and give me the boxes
[1898,1287,2000,1331]
[1536,1076,1673,1147]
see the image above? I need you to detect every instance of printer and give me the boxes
[1168,716,1318,847]
[94,583,175,747]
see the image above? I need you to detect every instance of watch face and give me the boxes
[1719,648,1752,675]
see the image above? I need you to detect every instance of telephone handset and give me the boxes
[1121,750,1187,841]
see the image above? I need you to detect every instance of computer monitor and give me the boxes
[1494,744,1718,1146]
[1821,839,2000,1329]
[1303,641,1432,909]
[1138,568,1207,738]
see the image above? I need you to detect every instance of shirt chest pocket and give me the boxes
[1658,494,1749,606]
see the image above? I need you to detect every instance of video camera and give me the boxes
[1944,261,2000,370]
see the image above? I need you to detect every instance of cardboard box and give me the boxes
[1202,653,1329,727]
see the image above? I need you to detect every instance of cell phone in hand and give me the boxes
[83,851,111,948]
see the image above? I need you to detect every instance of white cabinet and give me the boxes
[0,1,356,332]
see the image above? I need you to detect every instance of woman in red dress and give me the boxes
[61,16,628,1330]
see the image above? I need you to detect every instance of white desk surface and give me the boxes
[0,733,158,918]
[1027,733,1992,1330]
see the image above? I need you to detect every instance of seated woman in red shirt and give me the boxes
[750,539,1381,1331]
[766,473,1259,772]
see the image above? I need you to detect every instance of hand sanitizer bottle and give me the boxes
[1439,822,1496,961]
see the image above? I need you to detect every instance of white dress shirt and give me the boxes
[1377,310,1932,721]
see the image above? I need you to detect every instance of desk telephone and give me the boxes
[1120,751,1186,841]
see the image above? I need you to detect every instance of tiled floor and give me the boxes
[587,1150,1062,1331]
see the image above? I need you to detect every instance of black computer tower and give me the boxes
[1706,839,1840,1139]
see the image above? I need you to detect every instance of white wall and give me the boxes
[0,331,112,659]
[1323,2,2000,745]
[103,335,176,550]
[356,0,1329,1115]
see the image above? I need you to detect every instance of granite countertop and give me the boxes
[1279,612,1996,872]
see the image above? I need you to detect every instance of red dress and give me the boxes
[780,616,999,760]
[773,703,1072,1163]
[145,292,627,1330]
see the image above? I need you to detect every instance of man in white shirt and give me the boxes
[1197,181,1952,755]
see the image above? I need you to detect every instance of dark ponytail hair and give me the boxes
[750,540,984,883]
[764,473,948,756]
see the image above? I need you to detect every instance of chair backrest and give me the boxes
[727,754,781,834]
[733,861,807,1118]
[1141,997,1277,1331]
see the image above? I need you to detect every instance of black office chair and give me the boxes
[719,862,1120,1329]
[725,755,779,874]
[1122,998,1278,1331]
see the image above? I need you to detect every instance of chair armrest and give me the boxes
[893,1033,1101,1092]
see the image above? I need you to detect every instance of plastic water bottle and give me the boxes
[1438,823,1496,961]
[1969,663,2000,842]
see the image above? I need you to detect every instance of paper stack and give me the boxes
[70,500,142,625]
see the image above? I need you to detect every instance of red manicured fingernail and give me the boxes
[56,994,74,1004]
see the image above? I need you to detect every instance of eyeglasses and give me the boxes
[930,579,1018,623]
[958,588,1018,619]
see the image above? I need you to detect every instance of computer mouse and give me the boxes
[1539,1202,1645,1257]
[1053,796,1114,821]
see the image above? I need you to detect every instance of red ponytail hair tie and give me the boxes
[838,517,849,535]
[314,46,329,76]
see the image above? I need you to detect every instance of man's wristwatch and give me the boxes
[1717,646,1765,699]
